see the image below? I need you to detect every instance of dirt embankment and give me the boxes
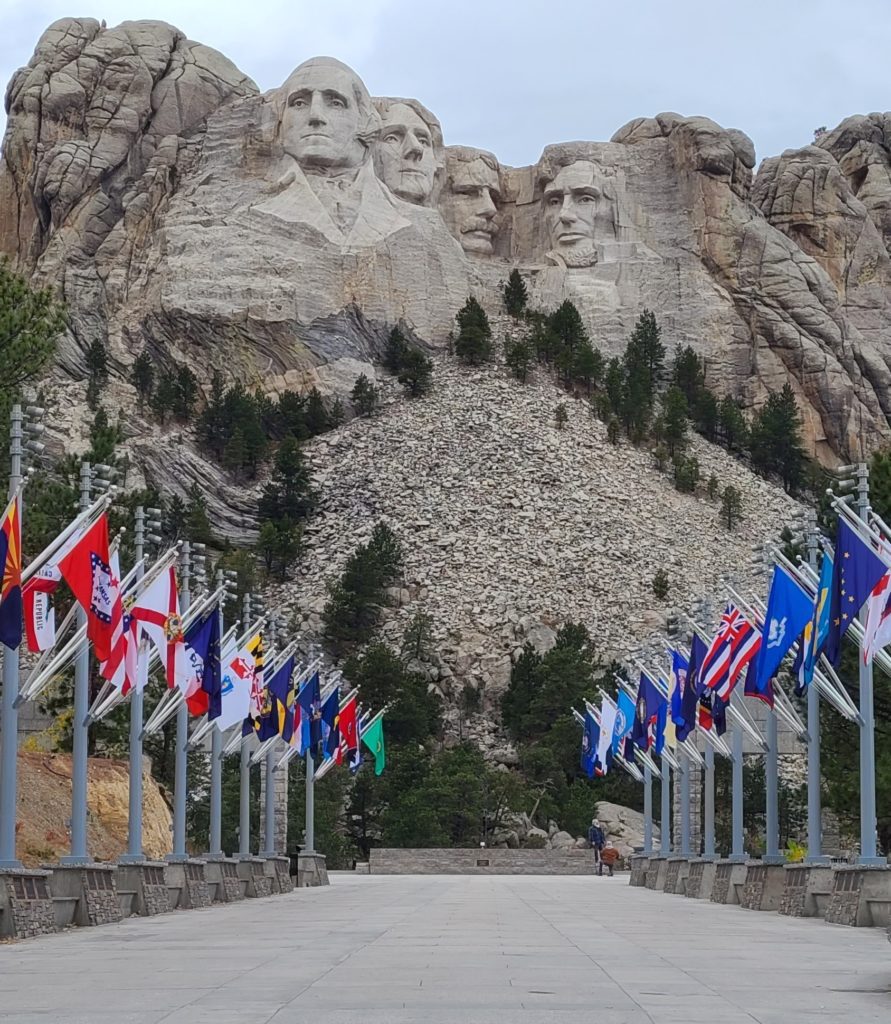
[14,751,173,866]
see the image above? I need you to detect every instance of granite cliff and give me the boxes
[4,17,891,477]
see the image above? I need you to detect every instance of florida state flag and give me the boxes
[56,513,121,663]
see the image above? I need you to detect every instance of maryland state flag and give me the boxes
[257,656,295,742]
[0,493,22,650]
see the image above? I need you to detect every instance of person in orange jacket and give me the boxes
[598,840,620,876]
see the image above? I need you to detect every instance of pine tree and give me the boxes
[606,417,621,444]
[186,484,214,544]
[548,300,587,373]
[749,384,806,493]
[604,358,625,416]
[384,325,410,375]
[627,309,665,392]
[455,296,492,365]
[693,387,719,441]
[351,373,378,417]
[671,344,705,405]
[0,258,65,428]
[305,387,331,436]
[258,437,315,523]
[721,485,743,529]
[707,473,719,500]
[150,370,178,424]
[718,395,748,452]
[85,339,109,410]
[505,335,533,383]
[398,348,433,396]
[223,425,247,476]
[173,364,198,421]
[573,342,603,394]
[198,371,228,456]
[502,269,528,317]
[673,454,700,493]
[86,407,120,465]
[555,403,568,430]
[662,385,689,456]
[652,569,670,601]
[131,351,154,409]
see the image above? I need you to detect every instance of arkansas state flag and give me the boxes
[56,513,120,663]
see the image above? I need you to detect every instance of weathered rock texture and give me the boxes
[265,338,798,753]
[4,19,891,472]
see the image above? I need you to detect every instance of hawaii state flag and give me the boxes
[0,493,22,649]
[56,512,121,663]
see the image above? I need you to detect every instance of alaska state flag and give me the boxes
[0,493,22,649]
[825,520,887,666]
[751,564,814,702]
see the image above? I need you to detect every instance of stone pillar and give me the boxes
[672,760,703,855]
[259,757,289,856]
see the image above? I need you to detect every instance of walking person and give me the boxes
[588,817,605,868]
[598,841,620,877]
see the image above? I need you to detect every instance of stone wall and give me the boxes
[370,848,599,875]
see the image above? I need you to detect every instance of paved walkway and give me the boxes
[0,874,888,1023]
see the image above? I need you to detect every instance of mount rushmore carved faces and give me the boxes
[372,98,442,205]
[440,147,502,255]
[542,160,612,268]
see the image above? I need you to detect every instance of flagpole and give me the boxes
[261,617,278,858]
[802,521,828,863]
[305,738,316,855]
[660,753,671,856]
[209,567,226,858]
[764,708,781,863]
[680,750,691,855]
[61,462,93,866]
[643,765,655,851]
[852,463,885,865]
[238,590,252,858]
[703,745,715,858]
[729,721,746,862]
[120,507,146,864]
[0,404,23,868]
[168,541,190,863]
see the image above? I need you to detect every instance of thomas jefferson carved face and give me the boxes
[543,161,602,267]
[374,102,438,204]
[441,149,502,255]
[280,58,373,171]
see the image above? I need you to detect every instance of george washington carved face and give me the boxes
[280,57,378,172]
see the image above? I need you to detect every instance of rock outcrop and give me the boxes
[3,19,891,475]
[265,334,799,752]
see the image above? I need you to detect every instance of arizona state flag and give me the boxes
[0,493,22,649]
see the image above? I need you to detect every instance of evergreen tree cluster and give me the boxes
[383,326,433,396]
[197,371,340,479]
[256,437,315,579]
[323,523,404,647]
[129,350,198,425]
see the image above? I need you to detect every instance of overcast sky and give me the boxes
[2,0,888,166]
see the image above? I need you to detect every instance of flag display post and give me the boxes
[642,763,652,854]
[167,541,190,863]
[0,405,23,870]
[61,462,94,866]
[238,591,253,858]
[729,722,746,862]
[764,708,782,864]
[804,521,829,864]
[680,751,691,856]
[120,506,148,864]
[261,617,277,858]
[208,567,232,859]
[703,745,716,858]
[660,754,671,857]
[852,463,886,866]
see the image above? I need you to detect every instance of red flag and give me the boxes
[339,696,358,754]
[56,514,121,663]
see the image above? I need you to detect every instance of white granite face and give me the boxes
[542,160,607,268]
[279,56,377,172]
[439,147,502,255]
[372,99,441,205]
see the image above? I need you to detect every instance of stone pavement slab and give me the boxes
[0,873,888,1023]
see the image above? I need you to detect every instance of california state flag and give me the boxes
[56,513,121,664]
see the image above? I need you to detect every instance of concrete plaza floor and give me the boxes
[0,873,889,1023]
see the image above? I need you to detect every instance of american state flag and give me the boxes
[699,604,761,701]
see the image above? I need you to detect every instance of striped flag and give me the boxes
[700,604,761,701]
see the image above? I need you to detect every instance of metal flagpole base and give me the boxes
[726,854,747,864]
[805,855,832,866]
[117,854,147,865]
[762,855,786,866]
[0,858,23,870]
[58,856,92,866]
[857,855,888,867]
[164,853,189,864]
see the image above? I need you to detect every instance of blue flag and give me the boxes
[794,549,834,694]
[611,690,635,756]
[752,564,814,700]
[257,656,295,741]
[825,520,887,666]
[183,607,221,720]
[678,635,707,742]
[631,673,666,752]
[321,686,340,758]
[297,671,321,756]
[581,711,599,777]
[669,649,689,728]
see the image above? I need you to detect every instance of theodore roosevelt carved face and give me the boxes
[440,147,502,255]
